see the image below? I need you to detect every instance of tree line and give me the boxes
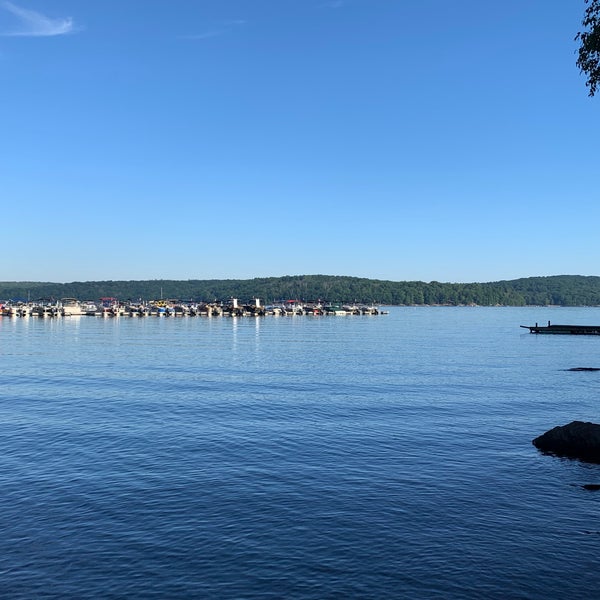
[1,275,600,306]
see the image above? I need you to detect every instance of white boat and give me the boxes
[60,298,84,316]
[2,302,31,317]
[82,301,101,316]
[30,301,60,317]
[324,304,347,315]
[99,297,122,316]
[360,305,380,315]
[343,304,362,315]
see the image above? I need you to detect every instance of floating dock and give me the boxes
[521,322,600,335]
[0,299,386,318]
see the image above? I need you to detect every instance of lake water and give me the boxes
[1,307,600,599]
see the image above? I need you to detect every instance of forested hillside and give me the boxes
[1,275,599,306]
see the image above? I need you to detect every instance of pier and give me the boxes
[0,298,385,318]
[520,322,600,335]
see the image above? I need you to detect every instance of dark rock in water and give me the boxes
[566,367,600,372]
[582,484,600,491]
[533,421,600,463]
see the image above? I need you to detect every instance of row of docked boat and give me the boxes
[0,297,385,318]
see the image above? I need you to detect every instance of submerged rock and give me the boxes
[533,421,600,463]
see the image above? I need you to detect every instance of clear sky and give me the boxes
[1,0,598,284]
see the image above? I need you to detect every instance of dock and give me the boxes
[521,322,600,335]
[0,298,385,318]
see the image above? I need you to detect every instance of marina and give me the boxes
[0,298,385,318]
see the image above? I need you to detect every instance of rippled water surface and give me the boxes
[2,307,600,599]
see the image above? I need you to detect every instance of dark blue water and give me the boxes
[1,308,600,599]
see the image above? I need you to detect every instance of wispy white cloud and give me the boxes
[0,1,76,37]
[181,19,245,41]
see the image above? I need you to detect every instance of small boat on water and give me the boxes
[99,297,122,316]
[31,301,60,317]
[521,322,600,335]
[2,302,30,317]
[82,301,101,316]
[324,304,346,315]
[60,298,84,316]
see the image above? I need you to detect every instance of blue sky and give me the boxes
[0,0,597,283]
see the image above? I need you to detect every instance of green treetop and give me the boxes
[577,0,600,96]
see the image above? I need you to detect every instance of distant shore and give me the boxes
[0,275,599,307]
